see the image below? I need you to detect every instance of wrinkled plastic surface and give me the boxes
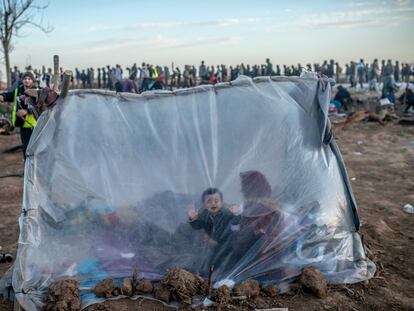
[13,75,375,310]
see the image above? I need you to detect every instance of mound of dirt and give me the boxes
[94,279,116,298]
[300,267,327,298]
[212,285,231,305]
[233,279,260,298]
[43,279,81,311]
[153,283,172,303]
[120,278,134,296]
[261,284,279,297]
[135,278,153,294]
[162,268,207,305]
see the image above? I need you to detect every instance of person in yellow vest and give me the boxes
[0,72,37,160]
[150,65,158,79]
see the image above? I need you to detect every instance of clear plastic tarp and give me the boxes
[13,75,375,310]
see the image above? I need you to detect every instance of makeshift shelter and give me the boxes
[13,74,375,310]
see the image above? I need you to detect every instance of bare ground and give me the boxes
[1,120,413,310]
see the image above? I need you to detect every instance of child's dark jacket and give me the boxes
[189,208,235,245]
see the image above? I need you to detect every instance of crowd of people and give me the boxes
[8,58,414,95]
[3,58,413,160]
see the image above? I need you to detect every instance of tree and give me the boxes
[0,0,52,87]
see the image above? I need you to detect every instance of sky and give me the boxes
[5,0,414,72]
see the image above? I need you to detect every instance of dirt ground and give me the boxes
[0,115,413,310]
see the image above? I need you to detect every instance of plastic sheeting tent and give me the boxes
[13,74,375,310]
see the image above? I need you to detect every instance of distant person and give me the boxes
[119,74,138,93]
[401,64,409,83]
[107,65,114,90]
[275,65,281,76]
[102,67,107,89]
[357,59,365,89]
[334,85,353,112]
[183,65,192,88]
[380,59,386,84]
[326,60,334,78]
[368,59,379,91]
[97,68,102,89]
[265,58,274,76]
[335,62,342,82]
[75,68,81,88]
[221,64,228,82]
[11,66,20,86]
[398,85,414,113]
[321,60,328,75]
[0,72,37,159]
[349,61,356,88]
[199,60,208,82]
[80,70,87,88]
[394,61,400,83]
[115,64,123,82]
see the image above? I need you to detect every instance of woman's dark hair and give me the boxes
[201,188,223,203]
[240,170,272,199]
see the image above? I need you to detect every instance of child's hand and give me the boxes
[187,204,199,221]
[16,109,28,117]
[229,204,242,215]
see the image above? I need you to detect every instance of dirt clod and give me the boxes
[212,285,231,305]
[261,284,279,297]
[94,279,116,298]
[233,279,260,298]
[162,268,207,304]
[300,267,327,298]
[120,277,134,296]
[153,283,172,303]
[135,278,154,294]
[43,279,81,311]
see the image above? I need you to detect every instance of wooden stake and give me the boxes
[52,55,59,91]
[60,70,72,98]
[208,265,214,295]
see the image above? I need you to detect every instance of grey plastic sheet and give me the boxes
[13,75,375,310]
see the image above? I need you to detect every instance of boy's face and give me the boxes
[23,77,33,88]
[203,193,223,215]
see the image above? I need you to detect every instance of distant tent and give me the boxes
[14,74,375,310]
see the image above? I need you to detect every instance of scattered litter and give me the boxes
[353,152,363,156]
[120,252,135,259]
[379,98,392,106]
[254,309,288,311]
[403,204,414,214]
[202,297,214,307]
[351,177,357,181]
[213,278,235,289]
[357,141,363,145]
